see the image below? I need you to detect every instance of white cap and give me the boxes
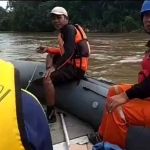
[50,6,68,16]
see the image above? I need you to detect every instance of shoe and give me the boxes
[88,132,102,145]
[47,109,57,124]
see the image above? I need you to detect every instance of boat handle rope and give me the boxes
[25,63,39,90]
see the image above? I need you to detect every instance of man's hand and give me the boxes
[106,92,129,113]
[36,46,48,53]
[44,66,55,78]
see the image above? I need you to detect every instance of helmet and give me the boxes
[50,6,68,16]
[141,0,150,15]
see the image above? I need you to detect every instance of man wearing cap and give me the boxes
[36,6,91,123]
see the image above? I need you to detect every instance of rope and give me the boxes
[24,52,40,90]
[25,63,39,90]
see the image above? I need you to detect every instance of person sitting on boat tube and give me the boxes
[35,6,91,123]
[0,59,53,150]
[88,1,150,149]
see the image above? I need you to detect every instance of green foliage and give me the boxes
[0,1,144,32]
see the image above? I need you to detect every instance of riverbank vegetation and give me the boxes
[0,1,144,33]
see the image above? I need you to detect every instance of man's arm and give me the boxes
[46,47,60,55]
[53,25,76,70]
[126,75,150,100]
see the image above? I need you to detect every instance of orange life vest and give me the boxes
[138,51,150,83]
[58,24,91,71]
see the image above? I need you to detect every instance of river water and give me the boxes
[0,32,149,84]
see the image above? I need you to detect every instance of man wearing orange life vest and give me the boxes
[36,6,91,123]
[89,1,150,149]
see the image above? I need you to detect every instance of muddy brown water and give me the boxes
[0,32,149,84]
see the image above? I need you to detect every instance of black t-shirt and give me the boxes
[126,75,150,100]
[53,24,76,70]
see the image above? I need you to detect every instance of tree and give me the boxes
[0,1,144,32]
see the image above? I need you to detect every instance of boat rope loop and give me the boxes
[25,63,39,90]
[113,85,128,124]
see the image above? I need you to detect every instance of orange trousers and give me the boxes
[98,84,150,149]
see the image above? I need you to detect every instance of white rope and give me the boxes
[24,49,45,90]
[25,63,39,90]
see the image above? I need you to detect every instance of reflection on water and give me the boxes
[0,32,149,84]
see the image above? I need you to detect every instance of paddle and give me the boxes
[59,112,70,149]
[58,111,92,150]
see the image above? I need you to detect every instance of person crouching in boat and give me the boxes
[89,1,150,149]
[0,59,53,150]
[36,6,91,123]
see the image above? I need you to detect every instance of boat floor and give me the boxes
[48,108,94,149]
[53,136,93,150]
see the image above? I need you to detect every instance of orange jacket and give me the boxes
[47,24,91,71]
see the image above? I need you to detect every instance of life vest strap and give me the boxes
[74,24,88,41]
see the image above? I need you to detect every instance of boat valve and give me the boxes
[92,102,98,109]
